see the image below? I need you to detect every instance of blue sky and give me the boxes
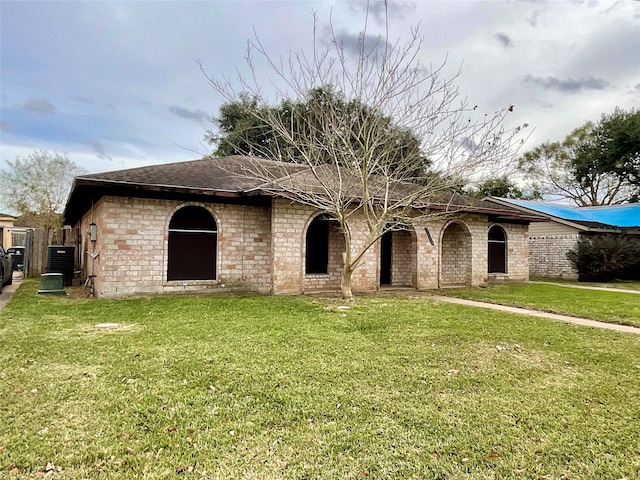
[1,0,639,178]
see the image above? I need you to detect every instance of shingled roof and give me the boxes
[64,156,542,225]
[64,156,306,224]
[73,156,306,193]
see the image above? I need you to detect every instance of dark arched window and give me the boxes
[488,225,507,274]
[167,206,217,281]
[306,215,330,274]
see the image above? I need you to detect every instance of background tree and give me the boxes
[518,109,639,206]
[208,86,431,178]
[463,175,541,200]
[201,8,526,299]
[0,150,85,235]
[579,108,640,189]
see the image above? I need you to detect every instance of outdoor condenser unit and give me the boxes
[46,245,75,286]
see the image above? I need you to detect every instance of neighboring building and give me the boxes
[0,213,17,249]
[485,198,640,279]
[63,156,538,298]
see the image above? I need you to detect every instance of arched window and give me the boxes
[167,206,217,281]
[488,225,507,274]
[305,215,330,274]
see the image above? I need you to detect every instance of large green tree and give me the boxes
[0,150,85,233]
[518,110,639,206]
[464,175,541,200]
[207,87,431,179]
[579,108,640,188]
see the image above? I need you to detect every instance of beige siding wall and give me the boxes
[529,221,579,236]
[0,217,15,249]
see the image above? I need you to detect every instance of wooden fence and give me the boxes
[24,228,75,278]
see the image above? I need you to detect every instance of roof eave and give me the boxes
[484,197,593,231]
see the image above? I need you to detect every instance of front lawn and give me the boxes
[1,280,639,479]
[437,283,640,328]
[530,277,640,291]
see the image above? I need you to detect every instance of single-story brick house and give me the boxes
[63,156,539,298]
[485,197,640,279]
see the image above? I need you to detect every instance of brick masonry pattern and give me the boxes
[529,234,579,279]
[75,196,530,297]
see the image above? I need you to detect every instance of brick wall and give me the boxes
[270,200,379,294]
[488,222,530,282]
[76,195,531,297]
[529,234,579,279]
[303,221,346,291]
[415,223,439,289]
[80,196,272,297]
[390,230,415,286]
[440,221,472,285]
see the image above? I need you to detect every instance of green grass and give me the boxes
[438,283,640,328]
[530,277,640,291]
[1,280,639,479]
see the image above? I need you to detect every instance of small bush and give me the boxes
[567,234,640,282]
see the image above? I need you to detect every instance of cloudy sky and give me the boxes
[1,0,639,177]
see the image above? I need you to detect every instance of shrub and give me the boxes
[567,234,640,282]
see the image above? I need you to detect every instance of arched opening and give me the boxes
[305,214,331,274]
[380,229,417,287]
[304,214,345,290]
[488,225,507,274]
[440,222,472,286]
[167,206,217,281]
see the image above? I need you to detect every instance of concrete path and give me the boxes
[428,294,640,335]
[530,281,640,295]
[0,271,23,311]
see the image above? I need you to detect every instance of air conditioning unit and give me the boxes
[47,246,75,286]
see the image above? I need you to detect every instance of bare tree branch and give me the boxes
[200,6,526,299]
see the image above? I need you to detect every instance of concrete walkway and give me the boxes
[530,281,640,295]
[427,294,640,335]
[0,271,23,311]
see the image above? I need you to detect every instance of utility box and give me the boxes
[47,246,75,286]
[37,273,65,295]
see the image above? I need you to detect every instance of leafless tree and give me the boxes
[518,121,637,206]
[0,150,85,241]
[200,4,526,299]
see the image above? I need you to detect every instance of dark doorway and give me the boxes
[167,206,217,281]
[305,216,330,274]
[488,225,507,274]
[380,231,392,285]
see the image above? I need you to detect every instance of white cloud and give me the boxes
[0,0,638,175]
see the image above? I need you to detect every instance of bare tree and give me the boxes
[200,5,526,299]
[0,150,85,239]
[518,121,637,206]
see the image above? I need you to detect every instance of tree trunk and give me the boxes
[340,250,354,300]
[340,264,353,301]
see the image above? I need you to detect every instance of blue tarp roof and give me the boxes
[496,199,640,228]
